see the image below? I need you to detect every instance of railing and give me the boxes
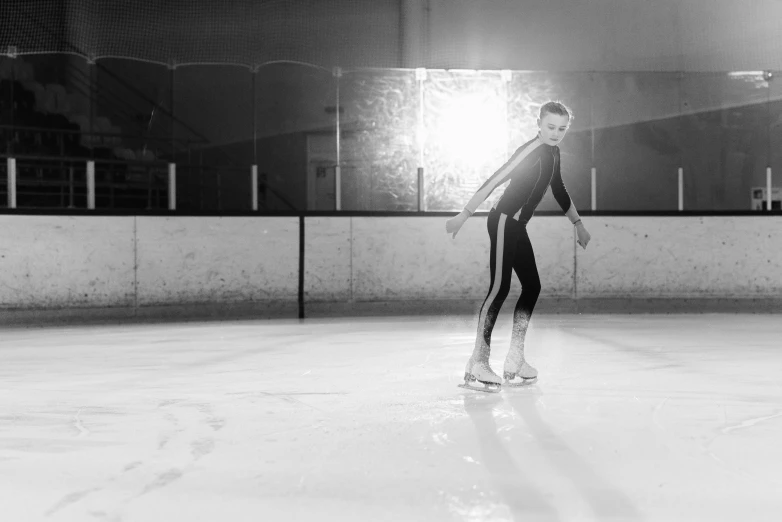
[0,154,169,209]
[0,152,301,212]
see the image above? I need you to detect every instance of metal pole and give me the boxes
[199,149,204,211]
[251,165,259,211]
[169,63,176,210]
[678,72,684,213]
[590,72,595,212]
[8,52,15,207]
[86,160,95,209]
[252,67,258,211]
[7,158,16,209]
[334,67,342,211]
[767,167,773,211]
[417,167,424,211]
[87,56,96,209]
[766,71,773,212]
[416,67,427,212]
[678,167,684,211]
[168,163,176,210]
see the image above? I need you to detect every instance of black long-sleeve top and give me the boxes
[463,136,572,223]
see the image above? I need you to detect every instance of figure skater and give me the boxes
[446,101,591,392]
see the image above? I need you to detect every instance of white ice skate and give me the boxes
[459,357,502,393]
[503,355,538,387]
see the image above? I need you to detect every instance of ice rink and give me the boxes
[2,313,782,522]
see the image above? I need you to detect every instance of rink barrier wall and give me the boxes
[1,213,782,324]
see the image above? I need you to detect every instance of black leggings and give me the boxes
[475,209,541,355]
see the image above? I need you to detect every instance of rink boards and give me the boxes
[1,215,781,315]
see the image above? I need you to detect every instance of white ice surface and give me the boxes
[2,314,782,522]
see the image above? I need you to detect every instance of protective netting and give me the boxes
[4,0,782,71]
[0,0,401,68]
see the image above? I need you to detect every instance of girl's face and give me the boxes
[537,113,570,146]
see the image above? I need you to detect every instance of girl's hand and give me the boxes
[576,222,591,249]
[446,212,468,239]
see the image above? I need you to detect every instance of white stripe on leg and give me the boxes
[474,213,507,359]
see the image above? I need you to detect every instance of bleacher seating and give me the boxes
[1,57,166,208]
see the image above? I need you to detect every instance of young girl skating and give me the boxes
[446,101,591,392]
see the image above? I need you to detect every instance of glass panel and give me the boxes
[61,58,96,157]
[0,55,84,159]
[256,63,335,212]
[592,72,682,211]
[96,59,171,160]
[768,71,782,211]
[3,59,777,214]
[1,56,13,164]
[173,164,249,212]
[510,72,593,213]
[339,69,418,211]
[94,159,167,210]
[0,56,90,208]
[423,70,507,212]
[12,158,86,209]
[681,72,770,211]
[172,65,253,211]
[90,59,172,210]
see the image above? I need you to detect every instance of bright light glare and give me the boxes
[431,93,507,166]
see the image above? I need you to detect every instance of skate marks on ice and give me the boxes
[45,488,103,519]
[43,398,227,520]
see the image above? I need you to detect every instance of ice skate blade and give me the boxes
[458,382,501,394]
[503,377,537,387]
